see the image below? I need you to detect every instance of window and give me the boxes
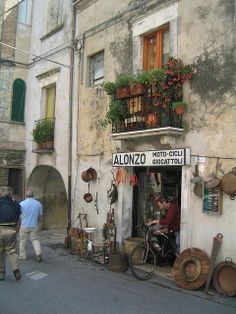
[18,0,31,24]
[143,25,170,70]
[45,85,56,118]
[89,51,104,86]
[11,79,26,122]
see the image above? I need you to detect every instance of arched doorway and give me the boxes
[28,165,68,230]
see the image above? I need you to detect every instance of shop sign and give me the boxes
[112,148,191,167]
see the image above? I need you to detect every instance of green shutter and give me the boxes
[11,79,26,122]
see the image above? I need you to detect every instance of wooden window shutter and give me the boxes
[143,25,169,71]
[11,79,26,122]
[46,86,56,118]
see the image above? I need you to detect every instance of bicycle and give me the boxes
[129,225,176,280]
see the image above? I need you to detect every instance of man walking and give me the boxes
[19,188,43,262]
[0,186,21,281]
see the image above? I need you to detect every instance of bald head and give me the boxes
[25,189,34,197]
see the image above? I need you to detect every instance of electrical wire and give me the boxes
[0,0,25,18]
[0,41,72,68]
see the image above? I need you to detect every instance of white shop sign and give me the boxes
[112,148,191,167]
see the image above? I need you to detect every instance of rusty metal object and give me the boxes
[173,248,210,290]
[220,167,236,200]
[81,168,97,182]
[192,164,203,197]
[213,257,236,296]
[83,193,93,203]
[108,253,128,272]
[204,233,223,294]
[206,158,221,189]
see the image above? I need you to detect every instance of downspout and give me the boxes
[67,6,76,232]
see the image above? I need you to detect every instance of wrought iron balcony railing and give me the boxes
[112,90,183,134]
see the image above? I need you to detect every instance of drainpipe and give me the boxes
[67,6,76,231]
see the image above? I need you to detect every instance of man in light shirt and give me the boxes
[19,189,43,262]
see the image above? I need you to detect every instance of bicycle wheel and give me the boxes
[129,244,156,280]
[77,239,89,260]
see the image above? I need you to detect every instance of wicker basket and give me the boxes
[123,237,144,256]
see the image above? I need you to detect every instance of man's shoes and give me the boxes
[13,269,21,281]
[0,272,5,281]
[167,268,174,278]
[18,256,27,260]
[36,255,42,262]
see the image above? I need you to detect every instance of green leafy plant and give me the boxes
[32,119,54,143]
[104,99,129,126]
[115,74,132,88]
[103,81,117,96]
[32,121,44,144]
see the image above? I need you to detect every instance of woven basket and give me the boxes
[123,237,144,256]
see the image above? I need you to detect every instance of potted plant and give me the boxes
[43,119,54,149]
[172,102,188,115]
[32,119,54,150]
[32,121,45,149]
[115,74,132,99]
[104,99,129,126]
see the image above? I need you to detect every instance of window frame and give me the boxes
[89,51,104,86]
[143,24,169,70]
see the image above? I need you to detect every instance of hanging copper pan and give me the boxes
[220,167,236,200]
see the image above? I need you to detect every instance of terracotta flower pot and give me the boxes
[175,106,185,115]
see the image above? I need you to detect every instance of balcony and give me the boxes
[32,118,55,153]
[111,90,184,141]
[103,57,193,141]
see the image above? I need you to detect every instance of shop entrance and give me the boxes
[132,166,181,237]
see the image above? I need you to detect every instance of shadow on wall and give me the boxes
[28,165,68,230]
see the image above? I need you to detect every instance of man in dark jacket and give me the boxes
[0,186,21,281]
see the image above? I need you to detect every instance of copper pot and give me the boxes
[83,193,93,203]
[81,168,97,182]
[220,167,236,199]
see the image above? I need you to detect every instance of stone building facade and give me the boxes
[0,0,30,200]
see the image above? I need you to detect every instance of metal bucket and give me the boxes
[108,253,128,272]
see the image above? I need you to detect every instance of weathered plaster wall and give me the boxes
[24,0,73,192]
[177,0,236,261]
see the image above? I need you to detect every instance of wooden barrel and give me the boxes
[108,253,128,272]
[213,258,236,296]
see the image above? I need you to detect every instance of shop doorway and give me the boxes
[132,166,181,237]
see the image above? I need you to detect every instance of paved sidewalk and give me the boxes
[39,229,236,309]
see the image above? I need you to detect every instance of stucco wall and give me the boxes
[177,0,236,262]
[24,0,73,192]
